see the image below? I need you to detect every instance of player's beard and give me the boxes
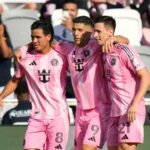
[78,32,91,47]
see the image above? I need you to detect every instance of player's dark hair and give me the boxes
[31,20,54,43]
[63,0,78,7]
[95,15,116,31]
[73,16,94,28]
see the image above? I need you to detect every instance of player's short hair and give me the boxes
[73,16,94,28]
[31,20,54,43]
[63,0,78,7]
[95,16,116,31]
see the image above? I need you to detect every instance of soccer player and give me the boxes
[0,20,69,150]
[55,16,129,150]
[14,16,129,150]
[94,15,150,150]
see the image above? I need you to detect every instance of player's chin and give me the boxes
[96,39,102,45]
[35,47,41,52]
[74,39,80,45]
[34,45,40,51]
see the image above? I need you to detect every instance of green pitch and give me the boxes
[0,125,149,150]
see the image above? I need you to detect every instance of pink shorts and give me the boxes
[74,106,110,150]
[23,110,69,150]
[107,111,146,146]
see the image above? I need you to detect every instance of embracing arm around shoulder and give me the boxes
[128,68,150,122]
[113,35,129,45]
[102,35,129,53]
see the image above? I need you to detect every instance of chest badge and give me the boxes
[84,49,90,57]
[51,59,59,66]
[111,57,116,66]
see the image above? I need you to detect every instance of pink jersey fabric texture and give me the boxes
[15,46,68,120]
[103,44,146,117]
[55,40,111,110]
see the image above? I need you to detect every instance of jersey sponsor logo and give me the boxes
[29,60,37,66]
[84,49,90,57]
[51,58,59,66]
[122,134,128,140]
[55,144,62,149]
[88,136,96,142]
[74,59,84,72]
[38,69,50,83]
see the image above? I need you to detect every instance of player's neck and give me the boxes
[39,46,52,55]
[77,41,88,48]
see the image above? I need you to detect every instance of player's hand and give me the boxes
[0,24,4,38]
[0,96,4,107]
[127,104,138,122]
[102,36,114,53]
[0,24,6,46]
[27,42,34,52]
[14,49,22,64]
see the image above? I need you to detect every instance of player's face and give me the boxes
[72,23,93,47]
[63,3,78,18]
[31,28,51,53]
[94,22,113,46]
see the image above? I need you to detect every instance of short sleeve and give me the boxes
[118,44,146,72]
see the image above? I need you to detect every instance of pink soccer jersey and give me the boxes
[15,46,68,119]
[103,44,146,117]
[55,40,111,110]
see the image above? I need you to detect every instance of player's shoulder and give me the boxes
[83,39,99,55]
[88,39,99,49]
[52,47,65,57]
[114,43,138,60]
[51,48,68,64]
[19,45,37,58]
[54,41,74,56]
[114,43,132,53]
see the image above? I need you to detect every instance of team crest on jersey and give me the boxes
[111,57,116,66]
[84,49,90,57]
[51,59,58,66]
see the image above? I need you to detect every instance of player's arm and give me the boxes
[14,48,23,63]
[0,76,21,107]
[102,35,129,53]
[128,68,150,122]
[14,44,31,63]
[0,24,13,58]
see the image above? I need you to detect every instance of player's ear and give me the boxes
[47,34,51,42]
[108,28,114,37]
